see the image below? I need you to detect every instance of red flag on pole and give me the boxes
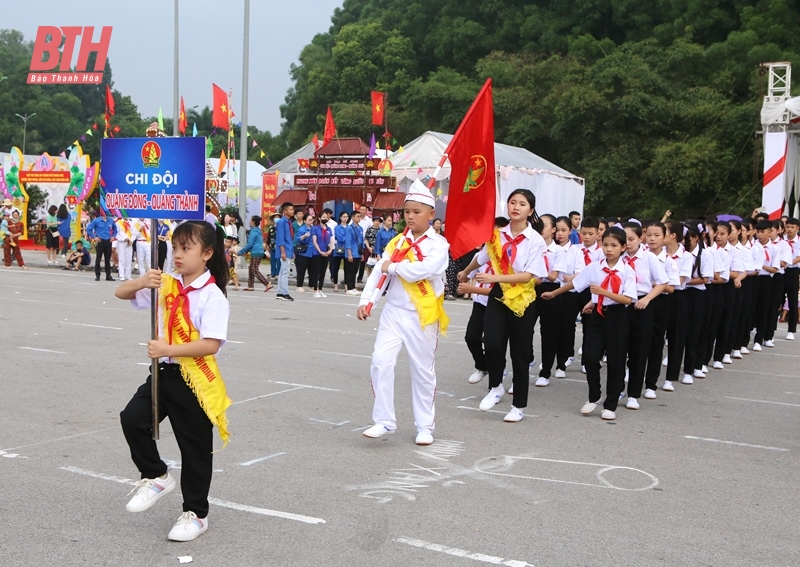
[323,107,336,145]
[212,83,230,130]
[311,133,320,149]
[443,78,496,259]
[105,85,115,116]
[179,96,188,136]
[371,91,385,126]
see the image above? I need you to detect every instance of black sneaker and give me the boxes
[276,294,287,301]
[283,294,295,302]
[106,276,115,281]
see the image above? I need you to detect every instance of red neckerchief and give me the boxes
[582,247,592,266]
[318,225,329,248]
[597,267,621,317]
[479,264,495,288]
[625,254,639,283]
[765,248,770,263]
[543,251,550,273]
[167,275,217,344]
[501,231,526,274]
[391,229,427,262]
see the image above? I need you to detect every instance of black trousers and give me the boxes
[712,282,734,362]
[724,281,744,354]
[666,290,688,382]
[295,255,312,287]
[644,294,671,389]
[584,305,628,411]
[330,255,344,284]
[484,285,537,408]
[344,257,359,290]
[683,288,706,374]
[465,302,487,371]
[309,255,326,290]
[626,297,655,398]
[785,268,799,333]
[534,282,561,377]
[94,238,112,277]
[754,276,774,344]
[735,276,755,350]
[157,240,168,271]
[120,364,213,517]
[558,292,581,364]
[766,272,784,341]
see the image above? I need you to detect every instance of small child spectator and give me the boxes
[225,235,241,291]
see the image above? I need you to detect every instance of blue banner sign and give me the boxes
[101,137,206,220]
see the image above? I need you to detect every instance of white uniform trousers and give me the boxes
[370,302,439,432]
[136,240,151,273]
[117,241,133,280]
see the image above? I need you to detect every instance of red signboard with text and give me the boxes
[261,173,278,218]
[293,174,396,188]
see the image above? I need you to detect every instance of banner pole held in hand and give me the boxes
[150,218,160,440]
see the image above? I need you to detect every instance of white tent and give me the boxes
[389,131,585,218]
[266,142,316,175]
[206,158,267,220]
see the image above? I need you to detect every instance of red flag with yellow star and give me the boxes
[179,96,188,136]
[371,91,385,126]
[444,78,496,258]
[212,83,229,131]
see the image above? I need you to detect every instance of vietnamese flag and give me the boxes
[105,84,115,116]
[443,78,496,259]
[212,83,230,130]
[323,106,336,145]
[371,91,385,125]
[179,96,188,136]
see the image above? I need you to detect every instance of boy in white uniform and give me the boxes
[116,217,134,281]
[357,181,449,446]
[133,218,152,274]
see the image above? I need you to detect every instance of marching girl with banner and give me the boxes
[458,189,548,423]
[115,221,231,542]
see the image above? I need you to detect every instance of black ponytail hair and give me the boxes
[602,226,627,247]
[685,221,703,277]
[664,220,684,244]
[507,188,543,233]
[171,221,229,295]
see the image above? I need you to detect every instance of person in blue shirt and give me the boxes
[331,211,350,292]
[310,210,333,298]
[274,202,295,301]
[86,210,117,281]
[237,215,272,292]
[56,204,71,256]
[293,213,315,292]
[375,215,397,257]
[344,211,363,295]
[568,211,582,245]
[64,239,91,270]
[156,219,171,270]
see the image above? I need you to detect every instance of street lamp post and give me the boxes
[14,112,36,154]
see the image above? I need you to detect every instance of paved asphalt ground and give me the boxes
[1,253,799,566]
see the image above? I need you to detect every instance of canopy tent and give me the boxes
[207,158,267,221]
[265,142,316,175]
[389,131,585,219]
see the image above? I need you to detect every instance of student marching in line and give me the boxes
[461,218,509,385]
[620,221,667,409]
[534,214,567,386]
[753,220,781,348]
[641,222,678,397]
[699,221,721,370]
[542,227,636,420]
[116,216,135,281]
[572,217,604,373]
[734,219,757,355]
[115,221,231,542]
[663,220,693,390]
[554,216,582,373]
[726,220,751,360]
[459,189,548,423]
[707,221,734,369]
[133,218,152,275]
[682,223,714,382]
[766,220,792,345]
[357,181,450,445]
[784,218,800,340]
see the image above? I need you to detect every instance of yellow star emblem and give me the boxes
[221,103,227,114]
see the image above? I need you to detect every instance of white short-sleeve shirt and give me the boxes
[475,224,548,279]
[571,257,637,306]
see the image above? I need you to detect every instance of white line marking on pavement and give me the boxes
[394,537,533,566]
[61,321,122,330]
[227,340,245,344]
[309,418,350,426]
[60,466,326,524]
[351,425,372,432]
[460,396,476,401]
[456,406,539,418]
[136,362,150,366]
[240,452,286,466]
[18,346,66,354]
[2,426,119,452]
[311,349,371,359]
[231,387,305,405]
[757,352,800,358]
[683,436,789,452]
[272,381,342,392]
[726,396,800,408]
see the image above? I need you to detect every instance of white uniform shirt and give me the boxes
[785,235,800,269]
[326,219,338,245]
[771,238,792,274]
[468,264,493,307]
[686,245,714,290]
[571,257,637,306]
[667,245,693,290]
[475,224,548,279]
[623,245,668,298]
[729,241,746,275]
[131,270,230,362]
[560,241,582,292]
[653,248,680,292]
[575,242,603,270]
[359,227,449,312]
[735,241,752,273]
[359,216,373,233]
[132,219,152,242]
[543,240,567,284]
[712,242,732,282]
[115,218,134,243]
[754,240,781,276]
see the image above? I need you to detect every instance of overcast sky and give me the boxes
[6,0,343,134]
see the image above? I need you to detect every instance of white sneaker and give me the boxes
[644,389,657,399]
[319,292,327,298]
[554,369,566,379]
[731,350,742,359]
[363,424,395,438]
[415,430,434,446]
[468,370,487,384]
[503,406,524,422]
[752,343,763,352]
[626,397,639,410]
[602,355,607,363]
[508,383,514,394]
[534,377,549,387]
[662,355,668,367]
[479,385,505,411]
[579,347,583,355]
[581,365,587,374]
[764,340,775,348]
[168,511,208,542]
[722,354,733,364]
[601,409,616,420]
[701,365,709,373]
[125,472,176,513]
[296,287,305,293]
[581,401,598,415]
[693,369,706,378]
[740,347,750,355]
[787,332,795,341]
[346,289,360,296]
[662,380,675,392]
[565,357,574,368]
[712,361,724,369]
[538,363,543,371]
[681,374,694,385]
[313,291,322,298]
